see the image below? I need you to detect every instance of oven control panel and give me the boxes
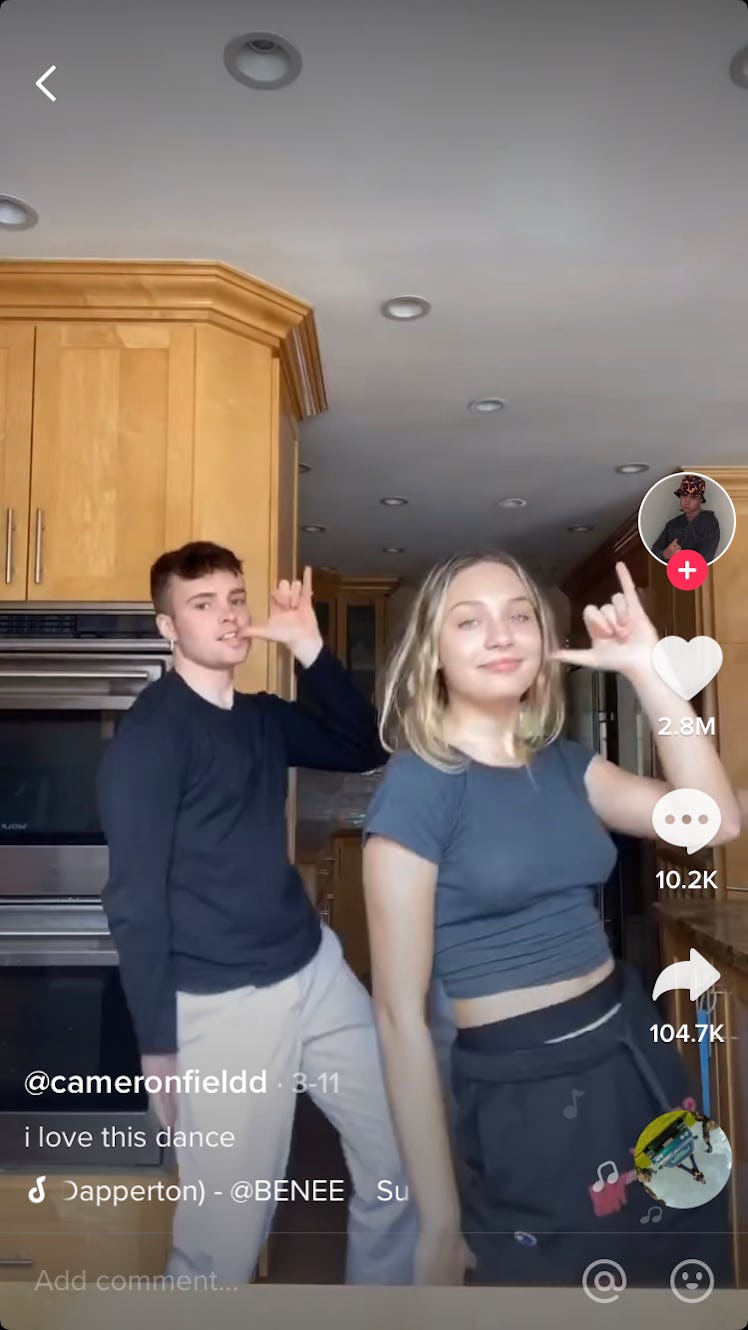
[0,610,162,641]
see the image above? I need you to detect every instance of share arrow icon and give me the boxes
[652,948,720,1002]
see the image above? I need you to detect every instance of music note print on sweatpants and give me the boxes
[592,1160,620,1193]
[563,1088,584,1120]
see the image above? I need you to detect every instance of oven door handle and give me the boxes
[0,669,153,680]
[0,935,119,965]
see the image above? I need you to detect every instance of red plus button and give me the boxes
[666,550,708,590]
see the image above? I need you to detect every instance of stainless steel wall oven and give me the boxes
[0,608,172,1167]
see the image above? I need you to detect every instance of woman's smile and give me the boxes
[479,658,523,673]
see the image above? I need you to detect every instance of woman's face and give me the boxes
[437,561,544,705]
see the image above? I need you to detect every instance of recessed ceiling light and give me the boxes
[380,296,431,321]
[496,497,527,509]
[567,524,594,534]
[298,463,311,474]
[379,496,409,506]
[615,463,649,475]
[224,32,302,90]
[382,546,405,554]
[729,44,748,89]
[468,398,506,414]
[301,524,326,533]
[0,195,38,229]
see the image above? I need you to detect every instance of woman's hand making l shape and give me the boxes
[550,561,659,683]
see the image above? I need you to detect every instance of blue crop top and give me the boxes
[363,738,618,998]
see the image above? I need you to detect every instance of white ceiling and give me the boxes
[2,0,748,582]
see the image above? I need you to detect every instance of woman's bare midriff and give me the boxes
[451,955,615,1029]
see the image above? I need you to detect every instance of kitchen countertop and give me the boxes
[654,896,748,976]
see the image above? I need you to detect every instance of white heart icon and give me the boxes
[651,636,723,701]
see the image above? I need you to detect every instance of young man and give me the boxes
[651,474,721,563]
[97,541,415,1286]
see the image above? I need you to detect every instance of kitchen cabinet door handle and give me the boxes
[0,1255,35,1267]
[0,669,152,681]
[33,507,44,585]
[3,507,13,584]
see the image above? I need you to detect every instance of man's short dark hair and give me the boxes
[150,541,244,614]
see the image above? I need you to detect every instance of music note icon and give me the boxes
[640,1206,663,1225]
[592,1160,620,1192]
[563,1089,584,1120]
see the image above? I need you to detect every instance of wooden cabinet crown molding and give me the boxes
[313,573,402,596]
[0,259,326,420]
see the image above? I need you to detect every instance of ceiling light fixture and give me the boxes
[301,524,326,533]
[615,463,649,475]
[0,195,38,229]
[224,32,302,90]
[379,496,408,506]
[729,44,748,89]
[382,546,405,554]
[496,497,527,509]
[567,524,594,534]
[380,296,431,321]
[298,463,311,474]
[468,398,506,414]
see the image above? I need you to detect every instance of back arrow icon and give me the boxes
[652,947,720,1002]
[36,65,56,101]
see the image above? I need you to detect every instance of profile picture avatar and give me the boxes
[635,1110,732,1211]
[638,473,736,567]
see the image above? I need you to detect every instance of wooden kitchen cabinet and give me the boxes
[0,1170,172,1281]
[0,323,34,600]
[0,260,325,696]
[332,833,370,982]
[27,323,195,601]
[0,1169,270,1283]
[315,832,370,984]
[298,835,371,983]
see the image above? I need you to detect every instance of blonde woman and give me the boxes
[362,552,740,1287]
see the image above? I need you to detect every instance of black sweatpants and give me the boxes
[451,963,732,1287]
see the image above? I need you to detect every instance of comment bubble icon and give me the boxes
[652,788,721,855]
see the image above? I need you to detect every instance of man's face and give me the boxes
[157,569,252,669]
[679,492,702,517]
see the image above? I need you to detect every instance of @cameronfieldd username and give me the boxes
[24,1068,282,1096]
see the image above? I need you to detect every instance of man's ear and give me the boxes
[155,612,176,647]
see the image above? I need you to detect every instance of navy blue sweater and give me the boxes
[97,647,386,1054]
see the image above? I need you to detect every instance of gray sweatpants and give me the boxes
[167,925,416,1285]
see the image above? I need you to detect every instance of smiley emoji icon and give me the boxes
[669,1259,714,1304]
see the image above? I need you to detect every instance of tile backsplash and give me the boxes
[295,767,384,857]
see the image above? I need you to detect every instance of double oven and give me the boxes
[0,608,172,1166]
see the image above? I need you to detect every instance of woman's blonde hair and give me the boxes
[379,550,566,769]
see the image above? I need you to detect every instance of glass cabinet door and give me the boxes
[343,601,377,700]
